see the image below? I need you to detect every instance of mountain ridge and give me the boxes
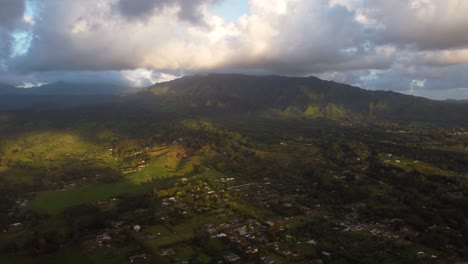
[128,74,468,123]
[0,82,134,95]
[2,74,468,125]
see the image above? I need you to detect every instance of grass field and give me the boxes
[192,170,225,180]
[144,225,173,237]
[127,145,202,183]
[28,180,148,214]
[141,214,232,251]
[383,157,457,177]
[0,166,38,184]
[0,132,102,166]
[0,245,92,264]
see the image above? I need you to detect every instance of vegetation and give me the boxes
[0,75,467,263]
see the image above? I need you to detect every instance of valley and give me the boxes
[0,95,467,263]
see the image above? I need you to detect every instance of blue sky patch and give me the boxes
[214,0,249,22]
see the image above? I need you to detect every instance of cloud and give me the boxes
[121,68,180,86]
[9,0,231,72]
[413,49,468,66]
[335,0,468,50]
[0,0,26,63]
[116,0,220,24]
[1,0,468,99]
[0,0,25,29]
[0,29,11,60]
[3,0,366,73]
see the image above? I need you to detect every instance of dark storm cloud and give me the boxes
[0,29,10,59]
[0,0,25,29]
[117,0,220,23]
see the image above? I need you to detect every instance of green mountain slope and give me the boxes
[127,74,468,123]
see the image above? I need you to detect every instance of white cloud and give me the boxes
[414,49,468,66]
[121,68,180,87]
[7,0,387,74]
[23,15,35,25]
[409,79,426,93]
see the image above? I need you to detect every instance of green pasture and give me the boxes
[28,181,148,214]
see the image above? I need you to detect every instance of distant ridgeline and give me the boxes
[0,82,133,110]
[127,74,468,124]
[2,75,468,125]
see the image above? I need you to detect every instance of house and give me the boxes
[113,221,125,228]
[216,233,227,238]
[160,248,175,256]
[235,226,247,236]
[96,233,112,246]
[416,251,428,259]
[246,246,259,254]
[224,253,240,262]
[19,200,28,207]
[9,223,22,231]
[261,256,275,264]
[129,253,148,262]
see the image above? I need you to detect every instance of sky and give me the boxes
[1,0,468,100]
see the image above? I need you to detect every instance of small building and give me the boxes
[129,253,148,262]
[224,253,240,262]
[160,248,175,256]
[133,225,141,232]
[113,221,125,228]
[96,233,112,246]
[235,226,247,236]
[261,256,275,264]
[246,246,259,254]
[216,233,227,238]
[416,251,428,259]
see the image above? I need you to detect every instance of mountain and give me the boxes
[0,82,135,110]
[128,74,468,123]
[0,82,134,95]
[0,83,19,95]
[444,99,468,104]
[2,75,468,124]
